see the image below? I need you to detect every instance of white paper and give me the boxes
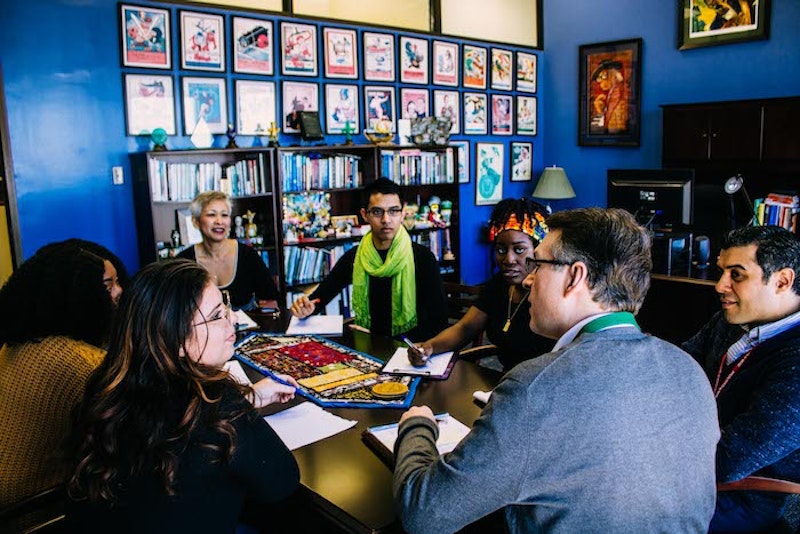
[233,310,259,331]
[223,359,253,386]
[383,347,454,377]
[286,314,344,336]
[472,390,492,405]
[370,414,470,455]
[264,402,357,451]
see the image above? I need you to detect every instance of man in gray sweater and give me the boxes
[393,208,720,534]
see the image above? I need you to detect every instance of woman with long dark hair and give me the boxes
[67,259,298,532]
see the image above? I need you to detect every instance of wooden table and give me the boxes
[239,315,501,533]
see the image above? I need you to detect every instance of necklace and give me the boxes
[502,285,530,333]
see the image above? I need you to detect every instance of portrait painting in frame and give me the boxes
[463,44,487,89]
[363,32,395,82]
[432,41,459,86]
[491,94,513,135]
[578,38,642,147]
[281,22,318,76]
[282,81,319,133]
[180,11,225,72]
[433,90,459,134]
[476,142,504,206]
[324,28,357,79]
[232,16,273,75]
[120,4,170,69]
[679,0,770,50]
[511,141,533,182]
[400,36,429,84]
[400,88,430,120]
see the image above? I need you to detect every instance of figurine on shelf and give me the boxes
[234,215,245,239]
[428,196,447,228]
[151,128,168,151]
[403,203,419,230]
[267,121,280,147]
[243,210,258,238]
[225,123,238,149]
[342,120,355,145]
[440,199,453,225]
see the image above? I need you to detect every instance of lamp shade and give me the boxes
[532,166,576,200]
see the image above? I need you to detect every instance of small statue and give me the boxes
[267,121,280,147]
[243,210,258,238]
[342,120,354,145]
[226,123,238,149]
[234,215,245,239]
[170,229,181,249]
[440,199,453,225]
[151,128,168,151]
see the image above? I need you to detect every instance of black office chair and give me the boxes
[0,485,67,534]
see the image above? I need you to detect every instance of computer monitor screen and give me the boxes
[607,169,694,229]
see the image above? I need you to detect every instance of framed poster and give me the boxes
[463,92,487,135]
[281,22,318,76]
[463,45,487,89]
[124,74,176,135]
[400,88,429,119]
[517,96,537,135]
[516,51,537,93]
[120,4,170,69]
[182,77,228,135]
[491,94,513,135]
[235,80,275,136]
[578,38,642,147]
[325,84,359,134]
[678,0,770,50]
[180,11,225,71]
[323,28,357,78]
[232,16,273,75]
[490,48,513,91]
[450,140,469,184]
[282,81,319,133]
[400,36,429,84]
[363,32,395,82]
[364,86,396,131]
[433,90,459,134]
[432,41,458,86]
[476,142,504,206]
[511,141,533,182]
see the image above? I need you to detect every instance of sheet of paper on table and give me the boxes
[383,347,455,378]
[286,314,344,336]
[265,402,357,450]
[366,413,470,457]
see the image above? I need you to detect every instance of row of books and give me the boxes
[283,242,356,287]
[753,193,799,232]
[381,148,455,185]
[285,284,354,318]
[149,155,269,202]
[411,228,455,261]
[280,152,362,192]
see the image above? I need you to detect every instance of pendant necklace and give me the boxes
[503,285,530,333]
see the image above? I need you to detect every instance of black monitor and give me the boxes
[607,169,694,230]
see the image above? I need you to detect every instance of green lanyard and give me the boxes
[580,312,640,334]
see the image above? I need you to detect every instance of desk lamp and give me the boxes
[532,165,576,213]
[724,174,755,230]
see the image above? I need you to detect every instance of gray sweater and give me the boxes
[393,327,720,534]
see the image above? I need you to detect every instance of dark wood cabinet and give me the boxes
[762,99,800,162]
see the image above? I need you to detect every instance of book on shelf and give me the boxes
[381,147,455,185]
[280,152,361,192]
[754,193,799,232]
[148,157,267,202]
[362,413,470,466]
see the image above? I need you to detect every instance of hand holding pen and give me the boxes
[289,295,320,319]
[401,336,431,367]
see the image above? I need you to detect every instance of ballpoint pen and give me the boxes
[401,335,428,366]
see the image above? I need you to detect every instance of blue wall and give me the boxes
[1,1,798,284]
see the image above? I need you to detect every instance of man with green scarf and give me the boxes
[290,178,448,340]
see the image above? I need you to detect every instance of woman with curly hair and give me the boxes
[408,198,555,371]
[0,239,125,507]
[67,259,299,532]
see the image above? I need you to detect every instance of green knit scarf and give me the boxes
[352,226,417,335]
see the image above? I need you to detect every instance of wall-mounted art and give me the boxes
[363,32,395,82]
[432,41,459,86]
[235,80,275,136]
[282,81,319,133]
[180,11,225,71]
[120,4,170,69]
[324,27,358,79]
[182,76,228,135]
[476,142,504,206]
[124,74,176,135]
[400,36,429,84]
[281,22,318,76]
[678,0,770,50]
[463,44,487,89]
[325,84,359,134]
[233,16,273,75]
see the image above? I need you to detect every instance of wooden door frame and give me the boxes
[0,64,22,267]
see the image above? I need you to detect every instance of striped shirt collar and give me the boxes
[726,308,800,364]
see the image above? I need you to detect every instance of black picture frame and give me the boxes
[578,38,642,147]
[299,111,324,141]
[678,0,770,50]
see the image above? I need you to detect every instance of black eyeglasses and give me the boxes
[366,207,403,218]
[525,257,572,273]
[194,290,232,326]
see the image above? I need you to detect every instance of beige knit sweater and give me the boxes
[0,336,105,506]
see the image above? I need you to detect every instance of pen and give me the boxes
[400,335,423,353]
[348,323,371,333]
[434,412,450,422]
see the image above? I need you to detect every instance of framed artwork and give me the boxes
[400,36,429,84]
[490,48,513,90]
[475,142,504,206]
[400,88,429,120]
[325,84,359,134]
[433,90,459,134]
[517,95,537,135]
[364,86,396,131]
[232,17,273,75]
[120,5,170,69]
[124,74,176,135]
[578,38,642,147]
[281,22,318,76]
[678,0,770,50]
[463,45,487,89]
[432,41,459,86]
[516,51,537,93]
[491,94,513,135]
[450,140,469,184]
[511,141,533,182]
[182,77,228,135]
[463,92,487,135]
[363,32,395,82]
[180,11,225,72]
[235,80,275,136]
[282,81,319,133]
[323,28,357,79]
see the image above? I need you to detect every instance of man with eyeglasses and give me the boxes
[393,208,719,534]
[290,177,448,340]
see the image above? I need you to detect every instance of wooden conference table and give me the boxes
[240,312,502,534]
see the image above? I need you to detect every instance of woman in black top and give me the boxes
[67,260,299,533]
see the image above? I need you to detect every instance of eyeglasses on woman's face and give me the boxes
[193,290,232,326]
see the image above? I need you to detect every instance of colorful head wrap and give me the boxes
[488,211,548,244]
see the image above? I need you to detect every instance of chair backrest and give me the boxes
[443,282,484,347]
[0,485,67,534]
[717,476,800,534]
